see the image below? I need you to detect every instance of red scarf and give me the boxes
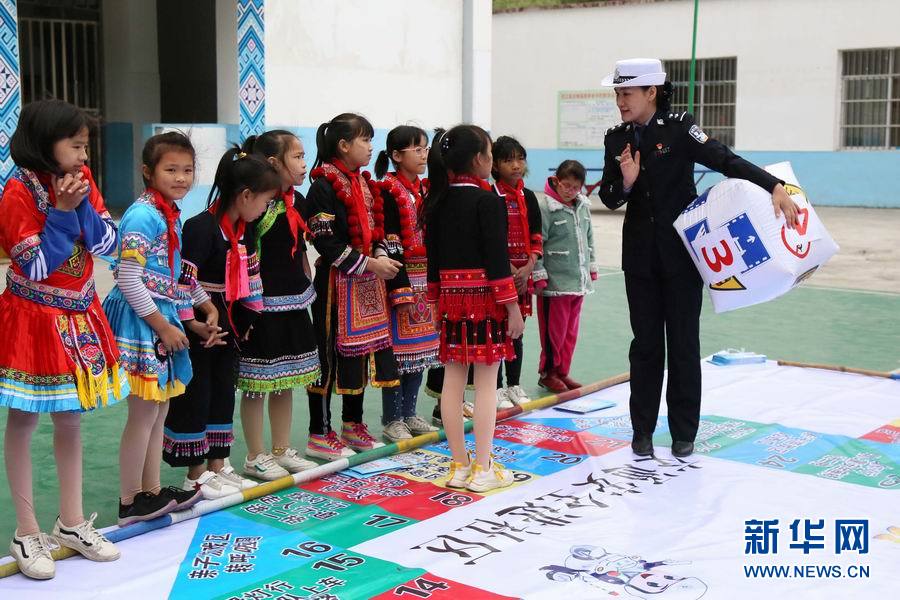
[208,200,250,338]
[332,159,373,254]
[207,201,249,303]
[394,171,423,209]
[391,172,425,257]
[282,188,310,257]
[496,179,533,258]
[449,174,492,191]
[148,187,180,278]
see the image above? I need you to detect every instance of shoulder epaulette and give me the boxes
[606,122,627,135]
[667,111,688,122]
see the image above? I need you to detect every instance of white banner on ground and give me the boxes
[354,362,900,599]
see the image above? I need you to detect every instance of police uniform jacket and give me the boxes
[599,110,783,277]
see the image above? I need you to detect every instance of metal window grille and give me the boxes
[840,48,900,149]
[18,13,103,183]
[664,57,737,147]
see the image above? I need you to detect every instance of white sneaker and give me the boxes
[272,447,318,473]
[446,454,473,489]
[183,471,241,500]
[383,420,413,442]
[496,387,515,410]
[243,453,291,481]
[506,385,529,406]
[10,531,57,580]
[52,513,120,562]
[404,415,439,435]
[218,465,258,490]
[466,460,514,493]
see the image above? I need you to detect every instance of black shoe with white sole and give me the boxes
[118,492,176,527]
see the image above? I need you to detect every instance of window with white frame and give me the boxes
[840,48,900,149]
[664,57,737,147]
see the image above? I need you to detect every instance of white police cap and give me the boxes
[601,58,667,87]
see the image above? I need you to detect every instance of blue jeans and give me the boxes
[381,371,425,424]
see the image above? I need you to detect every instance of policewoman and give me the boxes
[598,58,799,458]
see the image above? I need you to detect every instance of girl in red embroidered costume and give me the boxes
[374,126,440,442]
[0,100,123,578]
[163,148,276,497]
[491,136,543,408]
[303,113,409,460]
[423,125,525,493]
[236,130,320,480]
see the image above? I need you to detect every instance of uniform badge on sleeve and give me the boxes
[689,124,709,144]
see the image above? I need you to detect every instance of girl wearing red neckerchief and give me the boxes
[163,148,276,498]
[423,124,525,493]
[491,136,543,407]
[103,132,219,525]
[303,113,407,461]
[106,132,219,527]
[374,125,441,443]
[236,130,320,481]
[1,100,124,578]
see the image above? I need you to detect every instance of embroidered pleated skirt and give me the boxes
[236,288,321,394]
[0,288,127,413]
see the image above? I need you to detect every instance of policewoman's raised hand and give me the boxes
[620,143,641,190]
[771,184,800,229]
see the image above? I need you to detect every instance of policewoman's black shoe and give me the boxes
[672,441,694,458]
[631,434,654,456]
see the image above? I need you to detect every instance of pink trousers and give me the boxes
[537,295,584,377]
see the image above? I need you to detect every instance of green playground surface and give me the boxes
[0,268,896,544]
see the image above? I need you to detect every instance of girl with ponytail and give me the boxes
[163,147,280,497]
[302,113,408,460]
[375,126,440,442]
[423,124,524,493]
[107,131,210,528]
[235,130,320,480]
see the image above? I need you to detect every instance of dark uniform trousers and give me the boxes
[625,262,703,442]
[600,110,783,444]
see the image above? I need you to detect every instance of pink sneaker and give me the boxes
[341,422,386,452]
[305,431,355,461]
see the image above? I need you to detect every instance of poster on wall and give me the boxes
[557,89,619,149]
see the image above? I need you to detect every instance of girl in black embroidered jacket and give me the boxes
[423,124,524,493]
[302,113,412,461]
[491,135,543,407]
[236,130,321,480]
[163,148,278,497]
[375,126,441,443]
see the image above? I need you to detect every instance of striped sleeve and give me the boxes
[74,198,118,256]
[117,258,158,318]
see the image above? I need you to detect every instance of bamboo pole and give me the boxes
[0,372,631,579]
[776,359,896,380]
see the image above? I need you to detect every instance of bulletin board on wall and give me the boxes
[557,89,619,149]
